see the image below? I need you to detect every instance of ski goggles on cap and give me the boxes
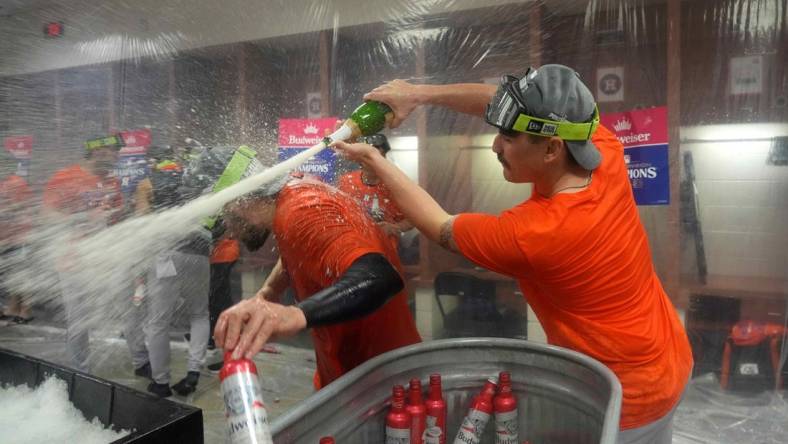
[484,72,599,141]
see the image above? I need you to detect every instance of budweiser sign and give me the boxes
[278,118,338,148]
[4,135,32,159]
[601,106,668,148]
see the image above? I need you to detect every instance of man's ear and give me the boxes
[544,136,563,163]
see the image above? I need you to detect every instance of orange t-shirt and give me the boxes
[42,165,121,215]
[338,170,405,224]
[211,238,240,264]
[42,165,123,271]
[0,175,32,203]
[0,175,33,245]
[273,179,421,388]
[453,125,692,429]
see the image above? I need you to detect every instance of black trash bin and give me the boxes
[0,348,203,443]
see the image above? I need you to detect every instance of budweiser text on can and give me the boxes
[452,378,497,444]
[220,352,273,444]
[493,371,518,444]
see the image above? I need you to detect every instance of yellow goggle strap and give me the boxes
[512,106,600,141]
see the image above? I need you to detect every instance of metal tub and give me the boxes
[271,338,621,444]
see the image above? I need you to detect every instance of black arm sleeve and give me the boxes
[295,253,404,328]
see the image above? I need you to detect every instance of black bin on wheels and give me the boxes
[0,348,203,443]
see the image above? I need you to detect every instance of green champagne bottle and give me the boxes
[348,100,393,137]
[327,100,393,143]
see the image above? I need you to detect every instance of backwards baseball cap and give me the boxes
[484,64,601,170]
[358,133,391,154]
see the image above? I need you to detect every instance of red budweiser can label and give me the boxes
[493,409,518,444]
[386,425,411,444]
[452,409,491,444]
[220,357,273,444]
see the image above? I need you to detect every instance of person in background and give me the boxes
[203,228,240,372]
[207,150,421,389]
[333,64,693,443]
[133,145,211,398]
[42,136,124,373]
[118,144,177,383]
[337,133,413,248]
[0,174,34,325]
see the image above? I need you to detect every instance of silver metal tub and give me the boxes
[271,338,621,444]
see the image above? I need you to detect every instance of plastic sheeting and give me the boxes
[674,374,788,444]
[1,0,787,442]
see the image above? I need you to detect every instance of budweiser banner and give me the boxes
[118,128,152,148]
[112,128,152,197]
[114,145,149,197]
[4,135,33,176]
[4,135,32,159]
[601,106,670,205]
[278,118,338,183]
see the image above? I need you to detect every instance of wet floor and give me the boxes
[3,315,787,444]
[0,318,316,444]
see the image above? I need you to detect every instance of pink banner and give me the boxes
[3,135,33,159]
[600,106,668,147]
[118,146,147,156]
[278,118,338,147]
[119,128,152,148]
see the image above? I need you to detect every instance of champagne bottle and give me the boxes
[327,101,393,143]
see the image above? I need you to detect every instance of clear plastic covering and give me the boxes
[0,0,787,442]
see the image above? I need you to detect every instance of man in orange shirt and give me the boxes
[337,133,413,245]
[333,64,693,442]
[0,174,34,324]
[42,136,123,373]
[212,168,421,389]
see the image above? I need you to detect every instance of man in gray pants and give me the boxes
[131,147,212,398]
[145,244,210,398]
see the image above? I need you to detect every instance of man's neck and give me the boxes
[535,165,591,198]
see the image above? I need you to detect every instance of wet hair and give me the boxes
[243,189,279,202]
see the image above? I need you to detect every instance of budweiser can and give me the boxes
[319,437,335,444]
[452,378,497,444]
[406,378,426,444]
[386,384,411,444]
[219,352,273,444]
[493,372,518,444]
[424,374,447,444]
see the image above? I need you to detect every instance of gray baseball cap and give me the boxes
[485,64,601,170]
[518,64,601,170]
